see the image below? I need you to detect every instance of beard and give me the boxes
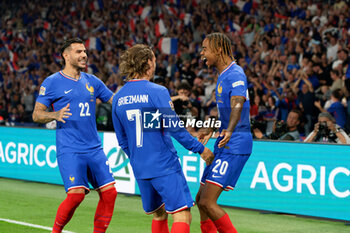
[71,60,86,71]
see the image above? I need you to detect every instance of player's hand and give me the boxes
[200,147,214,165]
[55,103,72,123]
[198,128,214,145]
[218,129,233,148]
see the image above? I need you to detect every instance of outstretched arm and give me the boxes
[32,102,72,124]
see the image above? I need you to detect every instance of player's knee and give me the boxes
[172,209,191,225]
[197,197,212,212]
[153,206,167,220]
[101,187,117,204]
[67,193,85,207]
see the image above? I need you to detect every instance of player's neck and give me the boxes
[133,74,151,81]
[62,66,81,80]
[216,57,234,75]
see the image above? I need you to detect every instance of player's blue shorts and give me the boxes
[57,148,115,193]
[200,151,250,191]
[137,170,194,214]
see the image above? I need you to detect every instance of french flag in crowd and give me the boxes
[223,0,237,6]
[124,35,137,48]
[164,5,177,16]
[138,6,152,20]
[158,37,178,55]
[80,20,92,30]
[90,0,103,11]
[9,50,18,63]
[7,61,19,72]
[86,37,102,51]
[155,19,167,37]
[227,19,242,33]
[180,13,192,26]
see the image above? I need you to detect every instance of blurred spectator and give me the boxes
[254,109,301,141]
[171,82,192,121]
[315,88,347,127]
[262,96,279,136]
[304,112,350,144]
[293,70,317,135]
[329,69,343,92]
[343,78,350,133]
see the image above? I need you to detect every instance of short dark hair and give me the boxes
[290,109,302,121]
[60,38,84,65]
[177,82,191,92]
[331,88,342,100]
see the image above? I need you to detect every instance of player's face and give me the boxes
[65,43,87,70]
[200,38,217,68]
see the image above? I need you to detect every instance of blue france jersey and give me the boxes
[36,71,113,155]
[112,80,204,179]
[215,62,253,154]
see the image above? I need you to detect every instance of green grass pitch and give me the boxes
[0,178,348,233]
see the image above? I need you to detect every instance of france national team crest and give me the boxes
[69,176,75,183]
[217,82,222,96]
[86,83,95,101]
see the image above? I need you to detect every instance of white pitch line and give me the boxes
[0,218,75,233]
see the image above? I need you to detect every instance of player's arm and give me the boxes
[107,94,114,104]
[94,75,114,104]
[218,95,245,148]
[32,102,71,124]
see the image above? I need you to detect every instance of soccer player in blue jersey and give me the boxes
[196,33,253,233]
[32,38,117,233]
[111,44,214,233]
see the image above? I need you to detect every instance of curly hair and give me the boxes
[119,44,154,81]
[206,33,234,64]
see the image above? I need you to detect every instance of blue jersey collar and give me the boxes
[59,71,81,81]
[219,61,236,77]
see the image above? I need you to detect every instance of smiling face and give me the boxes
[200,38,218,68]
[63,43,87,70]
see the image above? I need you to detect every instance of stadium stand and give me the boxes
[1,0,350,141]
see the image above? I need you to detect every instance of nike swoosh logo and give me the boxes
[64,89,72,94]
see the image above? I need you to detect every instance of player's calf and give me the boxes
[93,187,117,233]
[52,193,85,233]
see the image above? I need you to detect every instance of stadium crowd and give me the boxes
[1,0,350,143]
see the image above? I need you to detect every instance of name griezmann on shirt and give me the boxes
[118,95,149,106]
